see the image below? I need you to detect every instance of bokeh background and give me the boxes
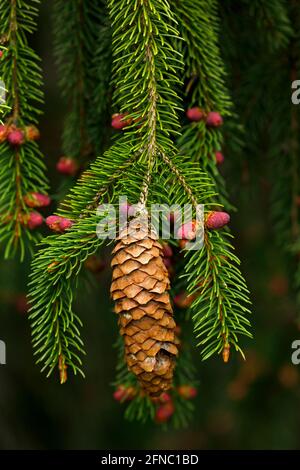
[1,1,300,450]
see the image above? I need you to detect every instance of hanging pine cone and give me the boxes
[110,215,179,397]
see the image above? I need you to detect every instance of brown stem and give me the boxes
[160,151,199,208]
[8,0,24,241]
[139,36,157,205]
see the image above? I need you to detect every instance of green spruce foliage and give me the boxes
[28,0,252,424]
[0,0,48,260]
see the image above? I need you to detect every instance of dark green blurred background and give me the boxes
[1,2,300,450]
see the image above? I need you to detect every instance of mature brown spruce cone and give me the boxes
[111,216,178,397]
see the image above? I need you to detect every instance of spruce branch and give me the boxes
[53,0,112,161]
[174,0,234,210]
[0,0,48,260]
[28,0,252,423]
[29,214,107,380]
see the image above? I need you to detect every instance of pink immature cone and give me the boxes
[27,211,43,230]
[46,215,73,232]
[186,107,204,122]
[56,157,78,176]
[205,211,230,230]
[46,215,61,232]
[111,113,132,130]
[113,385,136,402]
[113,386,127,402]
[59,217,73,231]
[7,129,25,146]
[177,220,198,240]
[206,111,223,128]
[177,385,198,400]
[24,192,51,208]
[155,401,175,424]
[215,151,224,165]
[25,125,40,141]
[159,392,172,403]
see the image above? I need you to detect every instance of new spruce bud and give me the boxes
[111,113,132,130]
[186,107,204,122]
[177,385,197,399]
[24,192,51,208]
[206,111,223,127]
[205,211,230,230]
[155,401,175,423]
[27,211,44,230]
[46,215,73,232]
[215,151,224,165]
[25,125,40,141]
[56,156,78,176]
[7,129,25,146]
[177,220,199,240]
[113,385,136,402]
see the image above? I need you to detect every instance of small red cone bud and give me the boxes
[155,401,175,424]
[186,107,204,122]
[46,215,73,232]
[177,385,198,399]
[0,50,3,58]
[0,124,8,143]
[27,211,44,230]
[215,151,224,165]
[113,385,136,402]
[24,192,51,208]
[56,156,78,176]
[46,215,61,232]
[113,387,125,402]
[25,125,40,141]
[84,255,105,273]
[111,113,132,130]
[159,392,172,403]
[205,211,230,230]
[59,217,73,231]
[7,129,25,146]
[206,111,223,127]
[162,242,173,258]
[177,220,198,240]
